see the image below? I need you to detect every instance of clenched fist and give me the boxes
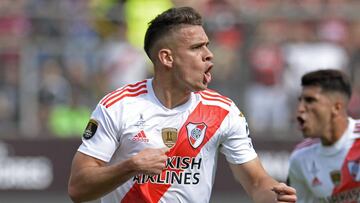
[130,147,169,175]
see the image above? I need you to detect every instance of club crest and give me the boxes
[348,159,360,181]
[161,128,178,148]
[186,122,207,149]
[330,170,341,186]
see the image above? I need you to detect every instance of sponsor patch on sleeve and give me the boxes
[239,111,245,117]
[83,119,98,140]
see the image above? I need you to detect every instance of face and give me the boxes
[169,25,214,92]
[296,86,334,138]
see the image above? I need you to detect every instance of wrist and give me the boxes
[123,157,140,176]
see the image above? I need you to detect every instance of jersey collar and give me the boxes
[318,117,355,156]
[147,78,195,113]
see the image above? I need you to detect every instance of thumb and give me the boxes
[160,147,170,153]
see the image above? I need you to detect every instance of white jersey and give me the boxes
[288,118,360,203]
[78,79,257,203]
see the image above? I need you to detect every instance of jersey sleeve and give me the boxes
[219,103,257,164]
[78,104,121,162]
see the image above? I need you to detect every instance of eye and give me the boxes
[191,42,208,50]
[298,96,317,104]
[304,96,316,103]
[191,44,202,50]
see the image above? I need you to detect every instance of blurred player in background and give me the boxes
[68,6,296,203]
[288,69,360,202]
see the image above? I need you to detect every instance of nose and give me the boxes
[204,47,214,62]
[297,100,305,114]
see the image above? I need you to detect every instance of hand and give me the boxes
[272,182,297,203]
[130,147,169,175]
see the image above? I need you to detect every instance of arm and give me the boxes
[229,157,296,203]
[68,148,168,203]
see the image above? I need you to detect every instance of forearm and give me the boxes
[68,148,168,203]
[249,175,279,203]
[68,157,136,202]
[230,159,279,203]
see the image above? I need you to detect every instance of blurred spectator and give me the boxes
[244,20,290,136]
[0,57,19,135]
[349,20,360,82]
[28,0,61,40]
[0,91,14,130]
[348,76,360,118]
[38,57,72,135]
[0,0,29,135]
[1,0,360,139]
[38,57,93,138]
[0,0,29,53]
[96,19,149,93]
[47,93,91,138]
[348,20,360,118]
[295,0,324,15]
[39,58,71,106]
[64,58,96,107]
[282,20,349,103]
[317,16,350,47]
[237,0,283,17]
[204,0,245,103]
[124,0,172,48]
[61,0,100,76]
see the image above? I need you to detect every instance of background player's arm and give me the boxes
[229,157,296,203]
[68,148,168,203]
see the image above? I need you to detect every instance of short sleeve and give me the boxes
[78,104,120,162]
[219,104,257,164]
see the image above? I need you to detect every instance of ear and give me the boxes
[331,100,343,116]
[158,48,173,68]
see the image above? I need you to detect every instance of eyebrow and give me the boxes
[190,41,209,49]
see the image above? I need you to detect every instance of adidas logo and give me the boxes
[132,130,149,142]
[311,177,322,186]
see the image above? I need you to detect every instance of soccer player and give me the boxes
[288,69,360,202]
[68,7,296,203]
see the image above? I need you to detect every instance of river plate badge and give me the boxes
[186,122,207,149]
[162,127,178,148]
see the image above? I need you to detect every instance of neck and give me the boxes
[152,76,191,109]
[321,116,348,146]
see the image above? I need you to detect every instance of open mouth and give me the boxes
[203,65,213,84]
[297,116,305,129]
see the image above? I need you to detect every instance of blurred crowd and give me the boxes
[0,0,359,140]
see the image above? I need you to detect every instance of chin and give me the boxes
[199,86,207,91]
[301,129,311,138]
[303,132,318,139]
[192,84,207,92]
[202,81,210,87]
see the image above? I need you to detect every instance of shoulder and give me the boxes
[196,89,249,132]
[196,89,234,111]
[293,138,320,151]
[99,79,149,109]
[290,138,320,161]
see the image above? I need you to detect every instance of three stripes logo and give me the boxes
[132,130,149,143]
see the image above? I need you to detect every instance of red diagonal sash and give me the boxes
[121,102,229,203]
[332,138,360,201]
